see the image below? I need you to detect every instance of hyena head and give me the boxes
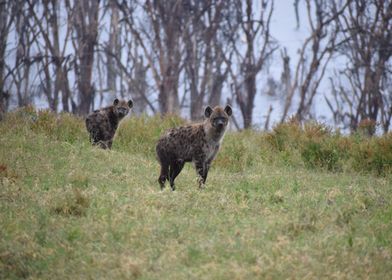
[204,105,232,134]
[113,98,133,119]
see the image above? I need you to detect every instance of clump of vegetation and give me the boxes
[51,188,90,217]
[114,113,185,157]
[2,107,86,144]
[265,117,304,151]
[215,131,260,172]
[350,133,392,175]
[266,119,392,175]
[301,140,340,171]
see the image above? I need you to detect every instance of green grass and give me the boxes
[0,109,391,279]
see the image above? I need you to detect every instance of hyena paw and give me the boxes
[197,177,205,189]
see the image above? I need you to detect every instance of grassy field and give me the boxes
[1,108,392,279]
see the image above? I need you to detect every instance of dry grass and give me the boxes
[0,109,391,279]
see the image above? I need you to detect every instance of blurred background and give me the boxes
[0,0,391,134]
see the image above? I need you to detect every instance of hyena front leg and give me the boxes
[195,160,208,189]
[97,140,109,149]
[89,128,98,144]
[107,140,113,149]
[203,162,211,184]
[91,128,103,147]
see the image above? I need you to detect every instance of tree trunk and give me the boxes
[73,0,99,115]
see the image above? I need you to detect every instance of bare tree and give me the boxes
[224,0,278,129]
[26,0,74,112]
[11,0,39,108]
[117,0,233,118]
[0,0,17,116]
[381,74,392,133]
[67,0,100,115]
[105,0,120,97]
[281,0,351,123]
[101,27,156,114]
[327,0,392,134]
[117,0,189,115]
[182,0,230,120]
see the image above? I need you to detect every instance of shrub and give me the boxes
[266,117,303,151]
[52,113,86,143]
[6,108,86,144]
[267,120,343,171]
[215,131,257,172]
[351,133,392,175]
[51,188,90,217]
[357,118,377,137]
[301,140,340,171]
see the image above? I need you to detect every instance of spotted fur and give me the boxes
[86,98,133,149]
[156,105,232,190]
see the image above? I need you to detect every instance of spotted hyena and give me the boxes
[156,105,232,190]
[86,98,133,149]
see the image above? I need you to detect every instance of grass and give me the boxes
[0,108,391,279]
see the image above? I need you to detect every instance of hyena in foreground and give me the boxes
[156,105,232,190]
[86,98,133,149]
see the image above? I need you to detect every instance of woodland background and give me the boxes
[0,0,392,133]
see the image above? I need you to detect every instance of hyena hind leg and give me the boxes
[169,160,185,191]
[158,163,169,190]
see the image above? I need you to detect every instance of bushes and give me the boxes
[301,141,340,171]
[2,107,86,144]
[2,107,392,176]
[31,111,85,143]
[215,131,259,172]
[267,120,392,175]
[351,134,392,175]
[266,120,342,171]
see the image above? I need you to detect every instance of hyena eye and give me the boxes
[216,117,226,122]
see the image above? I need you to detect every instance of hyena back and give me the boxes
[156,105,232,190]
[86,98,133,149]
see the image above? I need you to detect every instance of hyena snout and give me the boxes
[117,107,128,117]
[212,117,228,131]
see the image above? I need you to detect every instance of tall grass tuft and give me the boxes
[266,119,392,175]
[114,114,185,157]
[351,133,392,175]
[51,188,90,217]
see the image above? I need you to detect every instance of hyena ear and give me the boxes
[204,106,213,118]
[224,105,232,116]
[128,100,133,108]
[113,98,119,106]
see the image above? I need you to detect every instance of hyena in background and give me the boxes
[156,105,232,190]
[86,98,133,149]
